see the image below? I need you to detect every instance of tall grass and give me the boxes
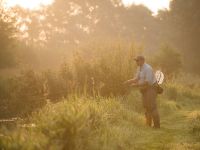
[1,73,200,149]
[191,114,200,139]
[0,97,144,150]
[163,73,200,101]
[0,43,140,118]
[0,70,45,118]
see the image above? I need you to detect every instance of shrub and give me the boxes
[58,43,138,97]
[42,70,65,101]
[152,45,182,76]
[164,76,200,101]
[0,42,138,118]
[191,115,200,138]
[0,70,46,118]
[0,97,143,150]
[164,83,178,100]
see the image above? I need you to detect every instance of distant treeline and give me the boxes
[0,0,200,73]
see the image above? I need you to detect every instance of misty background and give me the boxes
[0,0,199,74]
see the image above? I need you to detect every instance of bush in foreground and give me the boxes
[0,97,143,150]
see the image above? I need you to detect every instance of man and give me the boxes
[124,55,160,128]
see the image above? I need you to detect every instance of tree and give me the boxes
[157,0,200,74]
[12,0,157,49]
[0,7,18,68]
[152,45,182,76]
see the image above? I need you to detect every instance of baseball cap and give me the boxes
[134,55,145,61]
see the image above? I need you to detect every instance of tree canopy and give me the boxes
[0,8,17,68]
[0,0,200,74]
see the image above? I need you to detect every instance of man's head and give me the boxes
[134,55,145,67]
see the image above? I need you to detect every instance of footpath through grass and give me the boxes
[135,98,200,150]
[0,86,200,150]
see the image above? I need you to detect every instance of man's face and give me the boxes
[135,59,144,66]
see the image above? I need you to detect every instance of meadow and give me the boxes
[0,0,200,149]
[1,71,200,150]
[0,43,200,149]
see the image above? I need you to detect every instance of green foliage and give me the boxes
[158,0,200,73]
[1,83,200,149]
[192,114,200,138]
[0,1,200,149]
[1,0,200,75]
[164,84,178,100]
[1,41,199,119]
[8,0,160,71]
[0,43,138,118]
[0,97,143,150]
[0,70,45,118]
[0,8,18,68]
[43,70,65,100]
[0,77,11,117]
[12,0,155,48]
[164,76,200,101]
[152,45,182,76]
[64,44,137,96]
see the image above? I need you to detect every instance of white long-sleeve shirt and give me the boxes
[135,63,157,85]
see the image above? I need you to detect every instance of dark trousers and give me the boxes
[141,87,160,128]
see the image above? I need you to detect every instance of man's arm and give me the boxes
[130,81,149,88]
[124,78,139,85]
[131,67,152,87]
[124,68,140,86]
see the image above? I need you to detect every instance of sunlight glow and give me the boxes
[5,0,170,14]
[5,0,54,10]
[122,0,170,14]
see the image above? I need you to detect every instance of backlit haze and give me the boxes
[5,0,170,14]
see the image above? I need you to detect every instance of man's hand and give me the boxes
[123,80,129,85]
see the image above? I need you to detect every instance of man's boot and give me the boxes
[145,112,152,127]
[152,109,160,128]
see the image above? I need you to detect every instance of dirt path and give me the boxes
[135,103,200,150]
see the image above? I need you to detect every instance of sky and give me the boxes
[5,0,54,9]
[5,0,170,14]
[123,0,170,14]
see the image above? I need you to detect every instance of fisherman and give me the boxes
[124,55,160,128]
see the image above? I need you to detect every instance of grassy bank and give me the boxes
[1,81,200,150]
